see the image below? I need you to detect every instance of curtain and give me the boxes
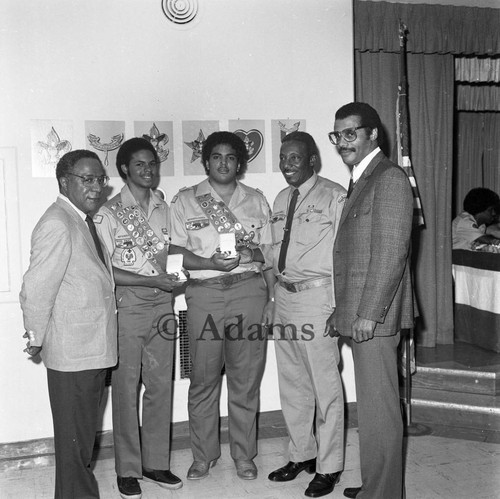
[354,1,500,55]
[354,0,499,346]
[455,112,500,216]
[355,51,455,346]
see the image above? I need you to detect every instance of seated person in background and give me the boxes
[486,202,500,239]
[452,187,500,250]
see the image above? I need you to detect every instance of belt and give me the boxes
[189,271,259,289]
[277,276,331,293]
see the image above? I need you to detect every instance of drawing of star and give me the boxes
[184,129,205,163]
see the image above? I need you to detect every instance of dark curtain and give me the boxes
[354,0,500,347]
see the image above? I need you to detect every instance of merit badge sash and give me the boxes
[109,201,166,274]
[195,192,254,246]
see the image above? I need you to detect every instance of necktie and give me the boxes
[347,178,354,198]
[278,188,299,273]
[85,215,106,266]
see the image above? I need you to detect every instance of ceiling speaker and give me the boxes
[162,0,199,25]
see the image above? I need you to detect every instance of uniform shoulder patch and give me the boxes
[93,214,103,224]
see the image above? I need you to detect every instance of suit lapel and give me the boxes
[56,198,112,278]
[338,151,385,229]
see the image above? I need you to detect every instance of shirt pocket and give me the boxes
[295,211,332,245]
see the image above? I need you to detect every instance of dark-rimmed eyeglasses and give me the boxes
[67,173,109,187]
[328,126,368,145]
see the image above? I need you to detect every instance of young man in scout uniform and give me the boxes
[169,131,274,482]
[96,137,183,499]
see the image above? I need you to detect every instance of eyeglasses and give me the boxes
[328,126,368,145]
[67,173,109,187]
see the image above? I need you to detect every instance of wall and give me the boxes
[0,0,354,444]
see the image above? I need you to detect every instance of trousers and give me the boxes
[185,274,267,461]
[273,283,344,474]
[112,285,175,477]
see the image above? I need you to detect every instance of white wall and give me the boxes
[0,0,354,444]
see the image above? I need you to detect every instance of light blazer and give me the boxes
[20,197,118,371]
[333,151,415,337]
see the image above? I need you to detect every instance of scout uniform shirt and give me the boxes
[169,178,272,280]
[270,172,346,282]
[95,185,170,276]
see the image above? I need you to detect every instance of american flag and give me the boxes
[397,21,425,228]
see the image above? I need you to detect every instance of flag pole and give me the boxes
[397,20,430,437]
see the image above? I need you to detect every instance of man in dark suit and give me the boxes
[326,102,415,499]
[20,150,117,498]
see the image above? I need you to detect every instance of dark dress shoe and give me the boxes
[344,486,362,498]
[268,458,316,482]
[305,472,341,498]
[141,468,183,490]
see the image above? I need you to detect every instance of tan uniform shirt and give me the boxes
[269,173,346,282]
[169,178,272,280]
[95,184,170,277]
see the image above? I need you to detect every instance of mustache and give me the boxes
[338,147,355,153]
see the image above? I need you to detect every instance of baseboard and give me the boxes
[0,404,359,472]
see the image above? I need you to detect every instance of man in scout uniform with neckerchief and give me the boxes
[96,137,183,499]
[169,131,274,482]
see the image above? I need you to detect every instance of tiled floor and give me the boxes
[1,428,499,499]
[2,342,498,498]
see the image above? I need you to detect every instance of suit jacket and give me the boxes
[333,151,415,337]
[20,197,118,371]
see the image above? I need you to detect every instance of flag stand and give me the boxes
[402,330,431,437]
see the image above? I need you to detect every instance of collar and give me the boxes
[120,184,162,209]
[58,194,87,221]
[197,178,245,203]
[352,147,381,183]
[296,171,318,197]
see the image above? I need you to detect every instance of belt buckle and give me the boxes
[283,281,297,293]
[219,274,235,288]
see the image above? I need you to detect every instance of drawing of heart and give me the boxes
[233,129,263,163]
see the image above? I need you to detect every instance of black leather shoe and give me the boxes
[344,486,362,498]
[117,476,142,499]
[305,472,341,498]
[142,468,183,490]
[268,459,316,482]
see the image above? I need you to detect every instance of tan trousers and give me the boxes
[273,283,344,474]
[112,285,175,477]
[185,274,268,462]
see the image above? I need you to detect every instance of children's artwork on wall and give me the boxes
[228,120,265,174]
[85,121,125,176]
[30,120,73,177]
[182,120,219,175]
[271,119,306,172]
[134,121,174,176]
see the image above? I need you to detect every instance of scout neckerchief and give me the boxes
[195,191,254,246]
[109,200,166,274]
